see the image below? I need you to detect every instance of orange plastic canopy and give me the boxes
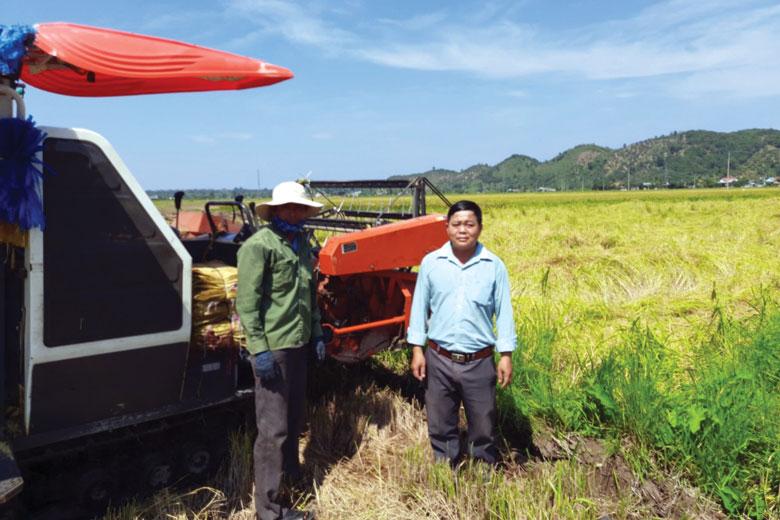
[20,22,293,97]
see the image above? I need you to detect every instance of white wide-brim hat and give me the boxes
[257,181,323,222]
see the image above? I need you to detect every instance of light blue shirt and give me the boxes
[407,241,517,353]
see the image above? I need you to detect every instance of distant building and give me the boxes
[718,176,738,186]
[537,186,556,192]
[765,177,776,185]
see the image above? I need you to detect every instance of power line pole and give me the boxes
[664,152,669,188]
[726,151,731,189]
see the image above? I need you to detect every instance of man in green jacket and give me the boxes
[236,181,324,520]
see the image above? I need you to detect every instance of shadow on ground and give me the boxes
[297,356,537,495]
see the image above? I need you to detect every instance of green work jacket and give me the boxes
[236,226,323,354]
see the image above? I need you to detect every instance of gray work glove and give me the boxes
[254,351,280,381]
[313,337,326,363]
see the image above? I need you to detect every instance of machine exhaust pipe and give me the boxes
[173,191,185,232]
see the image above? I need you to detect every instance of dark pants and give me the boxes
[424,347,497,465]
[253,346,307,520]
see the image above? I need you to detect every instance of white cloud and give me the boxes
[376,11,448,31]
[362,2,780,82]
[675,66,780,99]
[220,132,254,141]
[227,0,355,47]
[614,91,638,99]
[190,135,217,145]
[189,132,254,144]
[224,0,780,98]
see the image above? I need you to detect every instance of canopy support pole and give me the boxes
[0,80,25,119]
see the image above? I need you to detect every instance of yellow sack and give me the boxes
[195,322,233,349]
[192,261,238,326]
[192,261,246,349]
[0,222,26,248]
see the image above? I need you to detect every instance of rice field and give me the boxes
[472,188,780,518]
[141,187,780,519]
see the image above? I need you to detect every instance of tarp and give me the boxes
[20,22,293,97]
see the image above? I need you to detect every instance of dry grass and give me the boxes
[106,383,725,519]
[305,386,725,520]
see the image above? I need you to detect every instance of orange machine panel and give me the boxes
[177,211,241,237]
[318,214,447,276]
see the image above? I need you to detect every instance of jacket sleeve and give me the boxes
[406,257,431,347]
[310,251,324,340]
[236,241,271,354]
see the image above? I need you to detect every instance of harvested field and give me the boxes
[106,381,725,520]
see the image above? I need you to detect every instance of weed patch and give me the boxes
[506,308,780,517]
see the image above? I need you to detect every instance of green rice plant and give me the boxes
[541,308,780,517]
[426,460,457,500]
[484,189,780,516]
[664,310,780,517]
[402,189,780,516]
[583,323,676,440]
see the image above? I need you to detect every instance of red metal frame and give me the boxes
[318,270,418,362]
[316,214,447,361]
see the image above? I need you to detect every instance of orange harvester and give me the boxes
[316,214,448,362]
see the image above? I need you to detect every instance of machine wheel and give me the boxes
[75,467,115,510]
[180,441,212,476]
[140,453,175,490]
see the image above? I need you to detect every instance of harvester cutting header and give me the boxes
[0,22,448,511]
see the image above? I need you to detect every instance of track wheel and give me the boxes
[180,441,212,476]
[141,453,174,490]
[76,467,115,510]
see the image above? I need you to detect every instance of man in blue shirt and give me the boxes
[408,200,516,465]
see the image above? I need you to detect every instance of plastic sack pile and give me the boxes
[192,261,246,350]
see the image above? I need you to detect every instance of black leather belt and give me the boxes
[428,340,494,363]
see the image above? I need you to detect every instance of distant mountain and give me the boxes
[391,129,780,192]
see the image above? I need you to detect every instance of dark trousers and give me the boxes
[424,347,497,465]
[253,346,307,520]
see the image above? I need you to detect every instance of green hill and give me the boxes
[391,129,780,192]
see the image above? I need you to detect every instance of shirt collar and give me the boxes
[267,225,303,255]
[436,241,491,268]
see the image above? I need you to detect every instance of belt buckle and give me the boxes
[451,352,466,363]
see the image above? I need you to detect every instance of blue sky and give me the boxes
[9,0,780,189]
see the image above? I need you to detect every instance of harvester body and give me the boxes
[0,22,450,512]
